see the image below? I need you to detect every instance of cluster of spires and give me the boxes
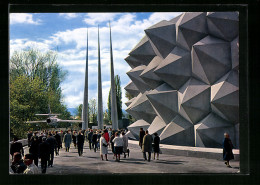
[82,22,118,130]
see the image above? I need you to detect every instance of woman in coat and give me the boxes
[112,132,124,162]
[142,130,153,162]
[64,131,72,152]
[223,132,234,168]
[100,133,108,161]
[153,133,160,160]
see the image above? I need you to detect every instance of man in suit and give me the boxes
[10,136,24,160]
[139,128,145,149]
[46,133,57,167]
[77,131,85,156]
[38,137,50,173]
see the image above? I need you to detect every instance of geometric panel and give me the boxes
[125,97,136,107]
[195,113,235,148]
[178,78,211,124]
[124,12,239,150]
[154,46,191,90]
[145,20,177,58]
[139,56,164,89]
[127,119,150,140]
[127,65,152,93]
[176,12,208,51]
[147,116,167,136]
[147,85,178,124]
[129,35,157,66]
[125,130,137,140]
[125,91,157,123]
[192,36,232,85]
[124,81,140,97]
[160,115,195,146]
[206,12,239,42]
[124,55,143,69]
[231,37,239,70]
[211,70,239,124]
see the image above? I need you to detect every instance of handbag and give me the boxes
[103,143,108,147]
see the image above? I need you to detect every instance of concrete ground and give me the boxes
[19,141,240,174]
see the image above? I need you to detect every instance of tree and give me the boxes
[9,48,71,138]
[107,75,123,123]
[76,104,83,119]
[10,75,49,138]
[89,98,97,125]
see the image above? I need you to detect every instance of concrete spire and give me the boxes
[97,25,103,129]
[109,21,118,130]
[82,28,88,130]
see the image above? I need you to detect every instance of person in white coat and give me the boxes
[112,132,124,162]
[100,133,108,161]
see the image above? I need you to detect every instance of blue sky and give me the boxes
[9,12,182,110]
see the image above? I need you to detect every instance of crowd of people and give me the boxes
[10,127,162,174]
[10,127,235,174]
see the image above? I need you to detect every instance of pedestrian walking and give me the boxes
[87,129,93,150]
[92,131,98,152]
[142,130,153,162]
[29,133,40,166]
[27,131,33,147]
[77,131,84,156]
[72,131,77,148]
[10,136,24,160]
[64,131,72,152]
[113,132,124,162]
[121,132,129,158]
[54,131,62,155]
[223,132,234,168]
[38,137,50,174]
[46,133,57,167]
[110,131,116,159]
[100,133,108,161]
[153,132,160,160]
[97,131,102,150]
[139,128,145,149]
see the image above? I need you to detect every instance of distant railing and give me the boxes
[9,139,28,147]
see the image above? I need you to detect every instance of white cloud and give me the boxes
[9,39,51,57]
[83,13,121,25]
[148,12,182,24]
[59,13,79,19]
[10,13,41,25]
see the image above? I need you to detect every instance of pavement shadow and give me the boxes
[152,160,186,165]
[86,156,100,159]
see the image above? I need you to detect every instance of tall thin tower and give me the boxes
[97,26,103,129]
[82,28,88,130]
[109,21,118,130]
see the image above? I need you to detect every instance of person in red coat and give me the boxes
[104,129,110,143]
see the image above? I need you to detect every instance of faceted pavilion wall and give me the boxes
[125,12,239,149]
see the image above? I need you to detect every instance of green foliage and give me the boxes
[107,75,123,123]
[89,98,97,125]
[9,48,71,138]
[76,104,83,119]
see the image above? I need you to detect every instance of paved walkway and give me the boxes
[18,141,240,174]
